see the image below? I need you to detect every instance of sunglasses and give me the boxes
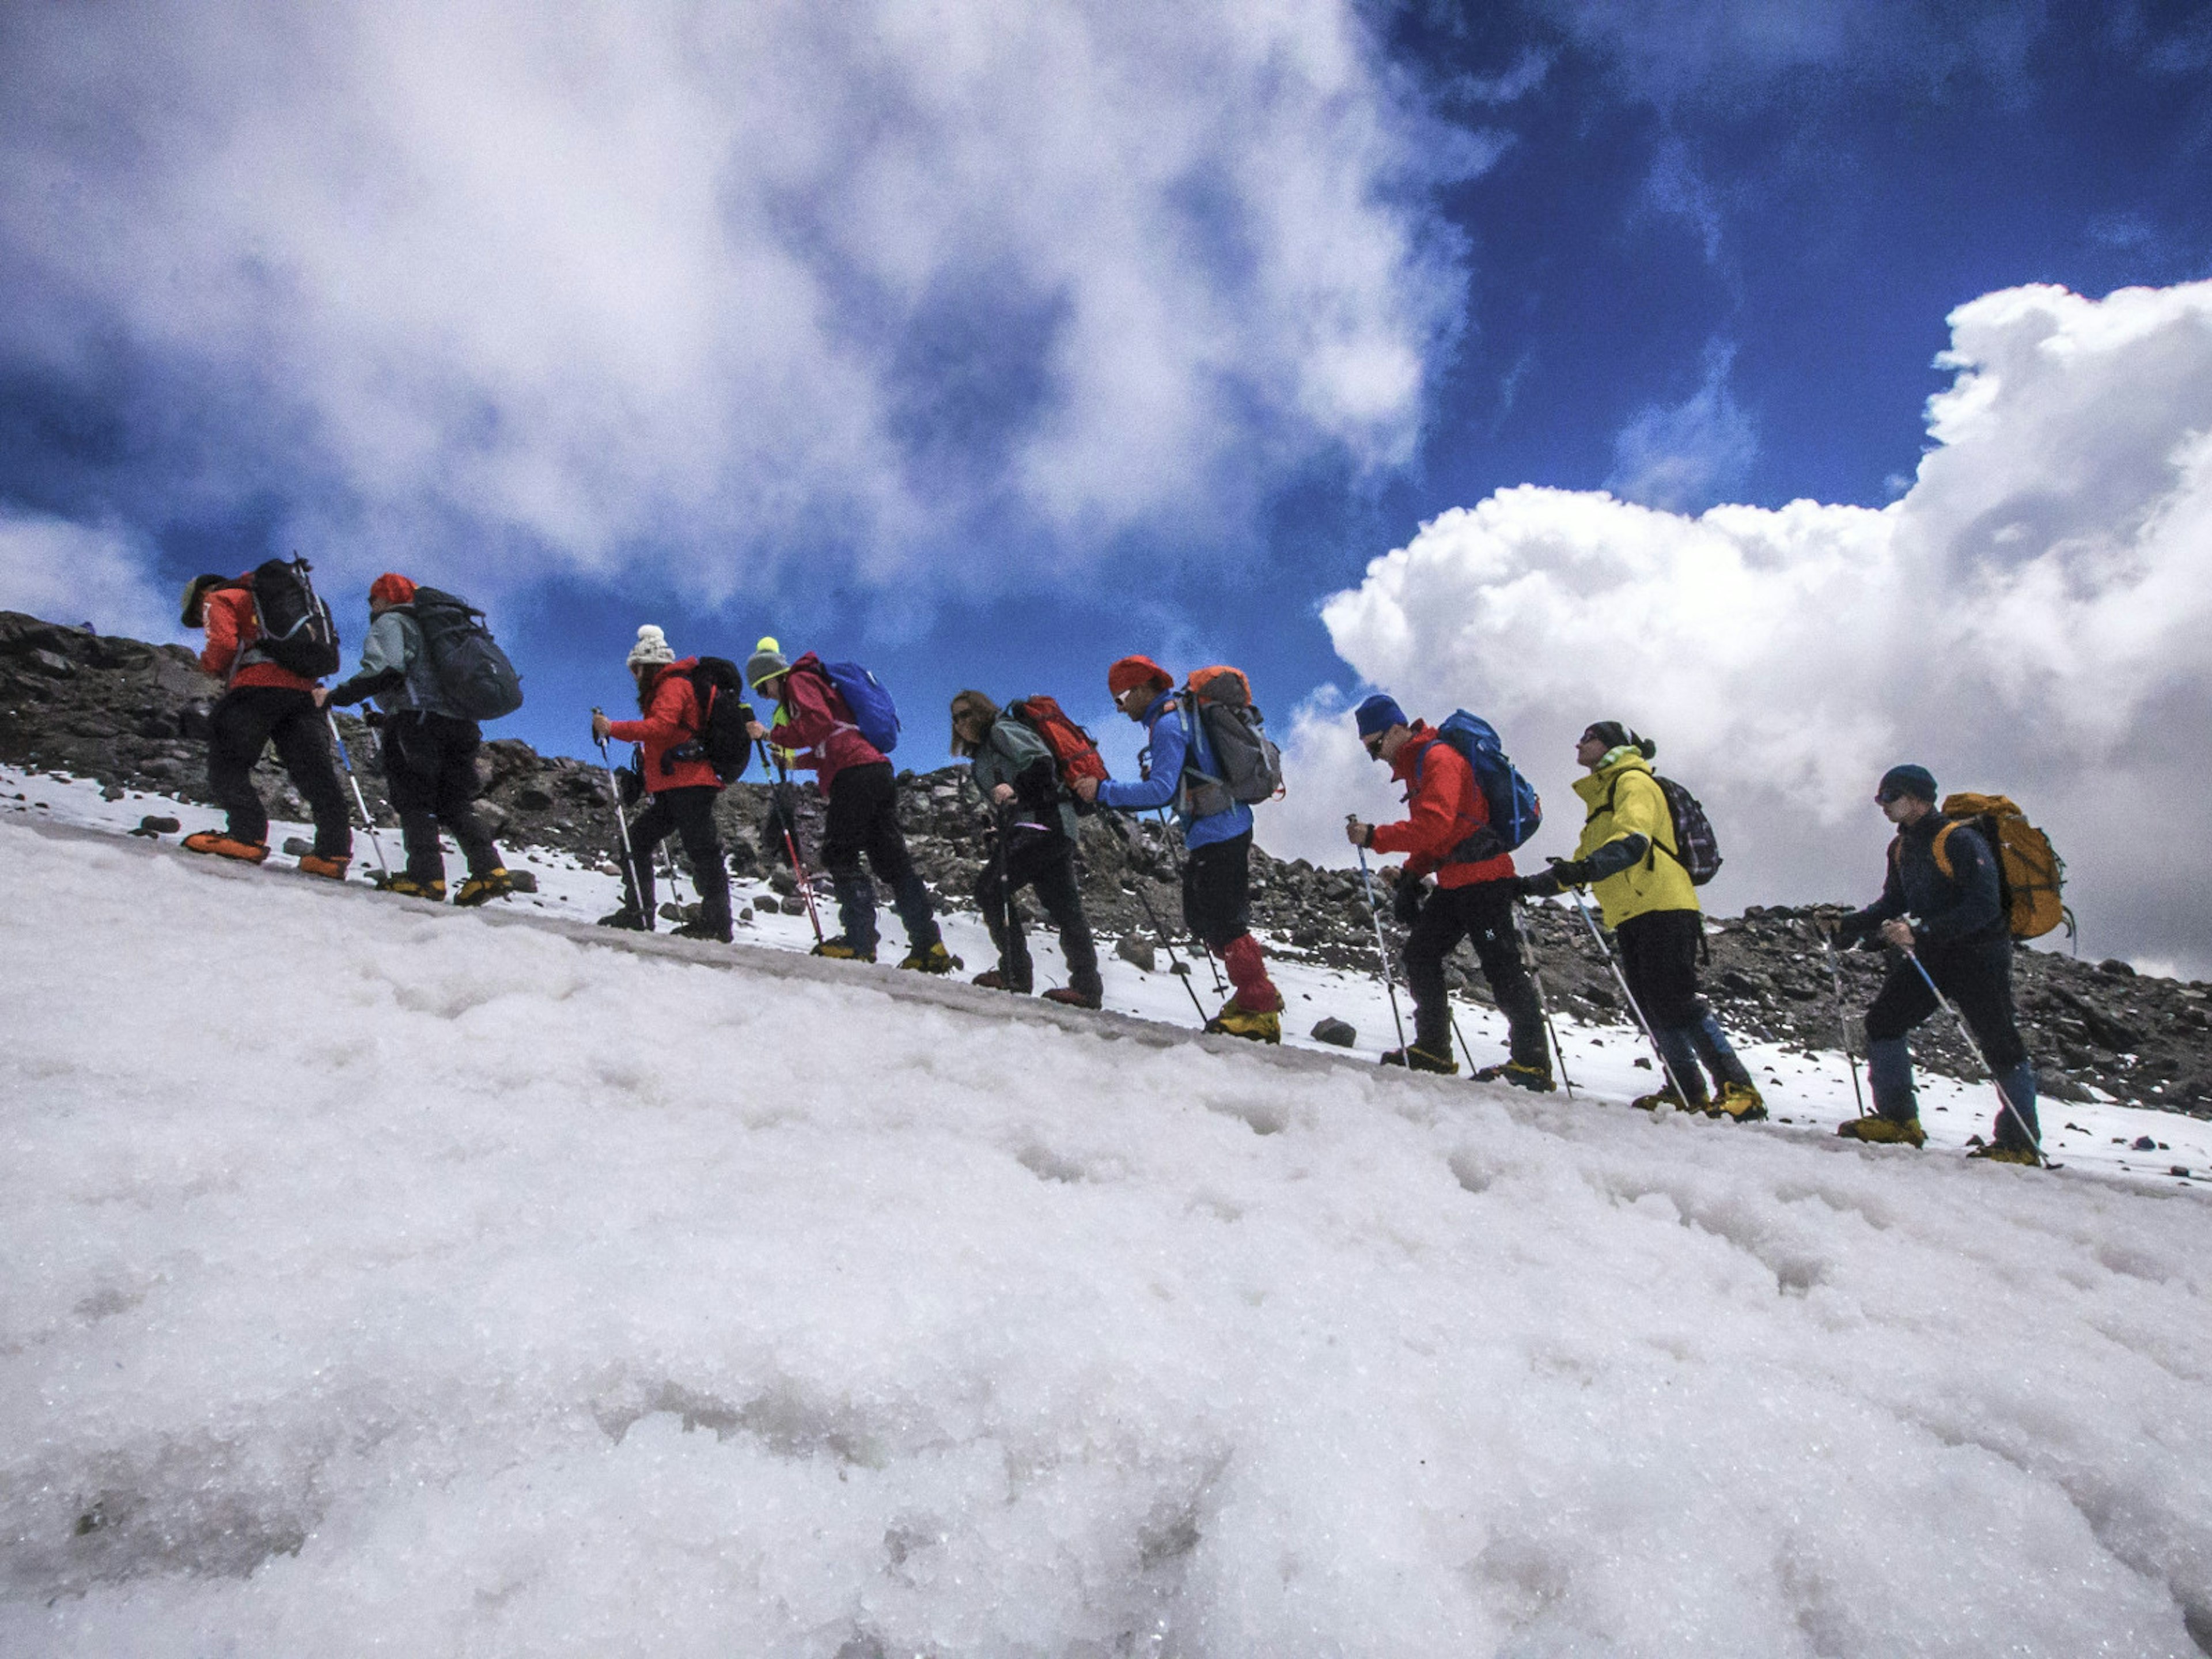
[1362,733,1385,757]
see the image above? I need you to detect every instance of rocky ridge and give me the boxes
[5,608,2207,1115]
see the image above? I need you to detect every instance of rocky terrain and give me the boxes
[6,607,2209,1116]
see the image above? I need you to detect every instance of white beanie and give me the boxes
[627,624,675,668]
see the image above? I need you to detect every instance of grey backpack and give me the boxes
[411,588,524,721]
[1177,666,1283,816]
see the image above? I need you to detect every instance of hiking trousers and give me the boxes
[976,828,1101,996]
[1614,907,1752,1104]
[207,685,352,857]
[1863,940,2038,1145]
[822,761,938,955]
[623,784,731,929]
[1181,830,1280,1012]
[1404,880,1546,1068]
[381,712,503,884]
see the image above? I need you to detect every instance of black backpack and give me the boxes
[1605,770,1723,885]
[673,657,755,782]
[411,587,524,720]
[248,556,341,678]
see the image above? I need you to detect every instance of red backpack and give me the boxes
[1008,695,1110,809]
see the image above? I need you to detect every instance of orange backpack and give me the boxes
[1914,793,2071,942]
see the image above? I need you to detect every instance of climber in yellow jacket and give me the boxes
[1518,721,1764,1121]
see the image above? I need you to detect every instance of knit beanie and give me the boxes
[627,624,676,669]
[1107,654,1172,699]
[179,573,226,627]
[368,573,417,608]
[745,634,790,690]
[1878,763,1938,804]
[1582,719,1656,760]
[1353,693,1407,741]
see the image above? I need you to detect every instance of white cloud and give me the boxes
[1605,337,1756,509]
[1277,279,2212,974]
[0,512,180,645]
[0,0,1472,600]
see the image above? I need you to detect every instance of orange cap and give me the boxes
[369,573,418,607]
[1107,654,1172,698]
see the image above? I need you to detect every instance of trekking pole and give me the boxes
[1351,836,1411,1059]
[1154,809,1228,997]
[1109,813,1210,1022]
[959,771,1026,972]
[592,714,644,914]
[756,738,824,945]
[324,708,391,880]
[1565,887,1697,1108]
[1902,949,2049,1166]
[1516,902,1577,1098]
[1815,924,1869,1118]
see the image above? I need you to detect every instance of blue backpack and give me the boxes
[820,660,900,755]
[1419,710,1541,860]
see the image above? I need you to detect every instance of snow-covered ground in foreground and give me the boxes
[9,762,2211,1185]
[5,815,2212,1655]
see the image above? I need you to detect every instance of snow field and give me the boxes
[5,824,2212,1654]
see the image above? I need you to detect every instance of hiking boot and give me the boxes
[812,937,876,962]
[1474,1061,1555,1093]
[899,942,960,974]
[453,868,517,908]
[1041,986,1103,1010]
[381,874,447,901]
[1967,1142,2042,1166]
[972,969,1027,993]
[1381,1045,1459,1075]
[1630,1086,1689,1112]
[1836,1114,1926,1147]
[296,853,350,880]
[1712,1082,1768,1122]
[181,832,268,863]
[1205,1002,1282,1043]
[597,906,652,932]
[672,916,733,942]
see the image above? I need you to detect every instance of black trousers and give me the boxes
[976,828,1101,995]
[1614,908,1709,1031]
[622,784,730,926]
[381,713,502,884]
[1865,941,2028,1071]
[823,761,937,953]
[1181,831,1251,950]
[1405,880,1546,1067]
[207,685,351,857]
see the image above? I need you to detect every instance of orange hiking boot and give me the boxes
[296,854,350,880]
[181,832,268,863]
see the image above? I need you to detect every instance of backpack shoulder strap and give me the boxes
[1930,820,1959,882]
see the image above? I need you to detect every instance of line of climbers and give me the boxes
[167,560,2051,1162]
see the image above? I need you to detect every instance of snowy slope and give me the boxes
[5,816,2212,1656]
[10,762,2211,1185]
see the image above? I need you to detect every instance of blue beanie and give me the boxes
[1354,694,1407,740]
[1879,763,1938,803]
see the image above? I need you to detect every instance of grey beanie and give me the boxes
[745,635,791,691]
[626,624,675,669]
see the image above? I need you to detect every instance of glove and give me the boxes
[1514,869,1562,900]
[1544,855,1596,889]
[1392,876,1426,926]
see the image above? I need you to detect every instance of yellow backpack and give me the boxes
[1929,793,2071,942]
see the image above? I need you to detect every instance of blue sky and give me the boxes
[4,0,2211,962]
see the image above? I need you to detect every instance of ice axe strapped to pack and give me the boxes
[1176,665,1283,817]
